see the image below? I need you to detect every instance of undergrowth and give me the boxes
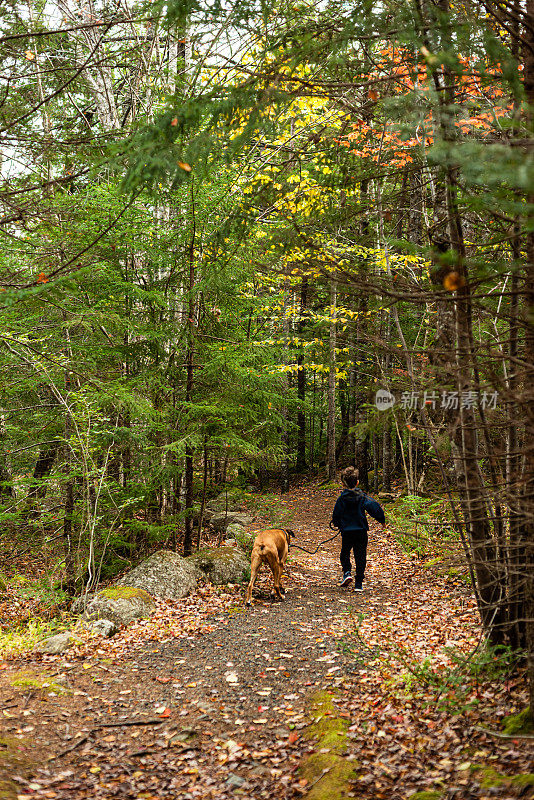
[0,617,69,659]
[390,642,519,712]
[387,495,459,560]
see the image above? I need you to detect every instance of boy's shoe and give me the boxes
[340,572,353,587]
[354,580,363,592]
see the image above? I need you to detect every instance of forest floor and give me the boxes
[1,484,533,800]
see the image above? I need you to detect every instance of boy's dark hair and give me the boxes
[341,466,359,488]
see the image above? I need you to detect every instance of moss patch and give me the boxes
[99,586,153,602]
[408,793,443,800]
[304,691,349,753]
[472,765,534,789]
[9,670,69,695]
[502,708,534,735]
[300,752,357,800]
[512,774,534,788]
[0,736,36,799]
[299,691,357,799]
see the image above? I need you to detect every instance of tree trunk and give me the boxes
[296,277,308,472]
[26,444,58,500]
[520,0,534,713]
[183,186,196,557]
[382,428,392,492]
[327,277,337,480]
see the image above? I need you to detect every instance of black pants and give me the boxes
[340,529,368,581]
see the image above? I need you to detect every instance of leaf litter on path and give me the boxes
[1,483,532,799]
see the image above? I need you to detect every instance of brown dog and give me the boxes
[244,528,295,607]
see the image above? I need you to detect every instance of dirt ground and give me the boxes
[1,485,533,800]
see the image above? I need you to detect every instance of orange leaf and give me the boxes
[37,272,49,284]
[443,271,465,291]
[178,161,192,172]
[170,117,178,126]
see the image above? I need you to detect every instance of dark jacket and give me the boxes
[331,488,385,533]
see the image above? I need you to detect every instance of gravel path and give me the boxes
[3,486,388,799]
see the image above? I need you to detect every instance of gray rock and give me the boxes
[34,632,75,654]
[210,512,254,533]
[85,618,118,638]
[114,550,200,599]
[186,546,251,585]
[84,586,155,626]
[226,773,246,790]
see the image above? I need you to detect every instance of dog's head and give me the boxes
[285,529,295,545]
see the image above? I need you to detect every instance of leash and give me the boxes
[289,523,341,555]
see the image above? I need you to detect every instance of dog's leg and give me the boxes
[273,559,284,600]
[279,560,286,597]
[245,553,262,607]
[262,550,279,600]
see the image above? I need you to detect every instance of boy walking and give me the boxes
[331,466,385,591]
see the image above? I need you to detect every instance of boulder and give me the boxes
[210,512,254,534]
[34,631,75,654]
[84,586,155,626]
[85,618,118,638]
[185,546,250,585]
[114,550,200,599]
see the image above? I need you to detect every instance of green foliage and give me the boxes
[0,618,68,660]
[391,642,518,713]
[250,493,294,526]
[8,576,70,608]
[387,496,458,559]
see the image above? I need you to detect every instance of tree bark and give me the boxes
[183,186,196,557]
[327,276,337,480]
[520,0,534,714]
[296,277,308,472]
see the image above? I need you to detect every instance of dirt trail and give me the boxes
[2,486,379,798]
[2,486,531,800]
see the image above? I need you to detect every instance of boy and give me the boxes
[331,466,385,591]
